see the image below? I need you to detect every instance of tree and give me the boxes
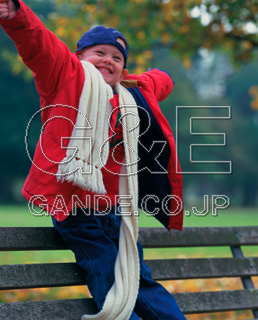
[0,0,55,203]
[1,0,257,206]
[46,0,258,68]
[3,0,258,74]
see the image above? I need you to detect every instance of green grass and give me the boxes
[0,205,257,263]
[139,207,258,227]
[1,205,257,227]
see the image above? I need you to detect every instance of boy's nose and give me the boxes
[103,56,113,65]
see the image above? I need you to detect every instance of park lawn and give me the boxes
[1,204,257,227]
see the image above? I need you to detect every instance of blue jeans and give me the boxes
[52,207,186,320]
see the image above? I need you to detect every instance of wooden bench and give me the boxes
[0,226,258,319]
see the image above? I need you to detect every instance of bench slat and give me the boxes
[147,257,258,280]
[0,290,258,319]
[0,298,97,320]
[1,257,258,290]
[1,226,258,251]
[176,289,258,314]
[0,227,66,251]
[139,226,258,248]
[0,263,84,290]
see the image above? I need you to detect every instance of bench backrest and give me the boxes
[0,226,258,319]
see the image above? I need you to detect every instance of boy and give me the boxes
[0,1,185,319]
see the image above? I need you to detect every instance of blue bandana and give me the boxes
[76,26,129,68]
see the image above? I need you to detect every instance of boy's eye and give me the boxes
[114,56,122,61]
[96,51,104,55]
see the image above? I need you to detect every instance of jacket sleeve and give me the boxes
[0,0,77,99]
[125,68,174,102]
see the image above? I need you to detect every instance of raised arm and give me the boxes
[0,0,78,99]
[0,0,18,19]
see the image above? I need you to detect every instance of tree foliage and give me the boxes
[3,0,258,109]
[3,0,258,75]
[46,0,258,71]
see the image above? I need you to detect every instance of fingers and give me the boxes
[0,1,9,19]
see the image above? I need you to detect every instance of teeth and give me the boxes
[98,68,111,74]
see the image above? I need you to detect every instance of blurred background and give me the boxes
[0,1,258,318]
[0,0,257,211]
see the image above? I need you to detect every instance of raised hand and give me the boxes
[0,0,17,20]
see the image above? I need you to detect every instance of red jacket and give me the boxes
[0,0,183,231]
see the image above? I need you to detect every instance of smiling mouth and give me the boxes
[98,67,112,74]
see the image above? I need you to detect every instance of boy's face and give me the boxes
[78,38,128,88]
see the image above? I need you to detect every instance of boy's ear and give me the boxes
[120,68,128,81]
